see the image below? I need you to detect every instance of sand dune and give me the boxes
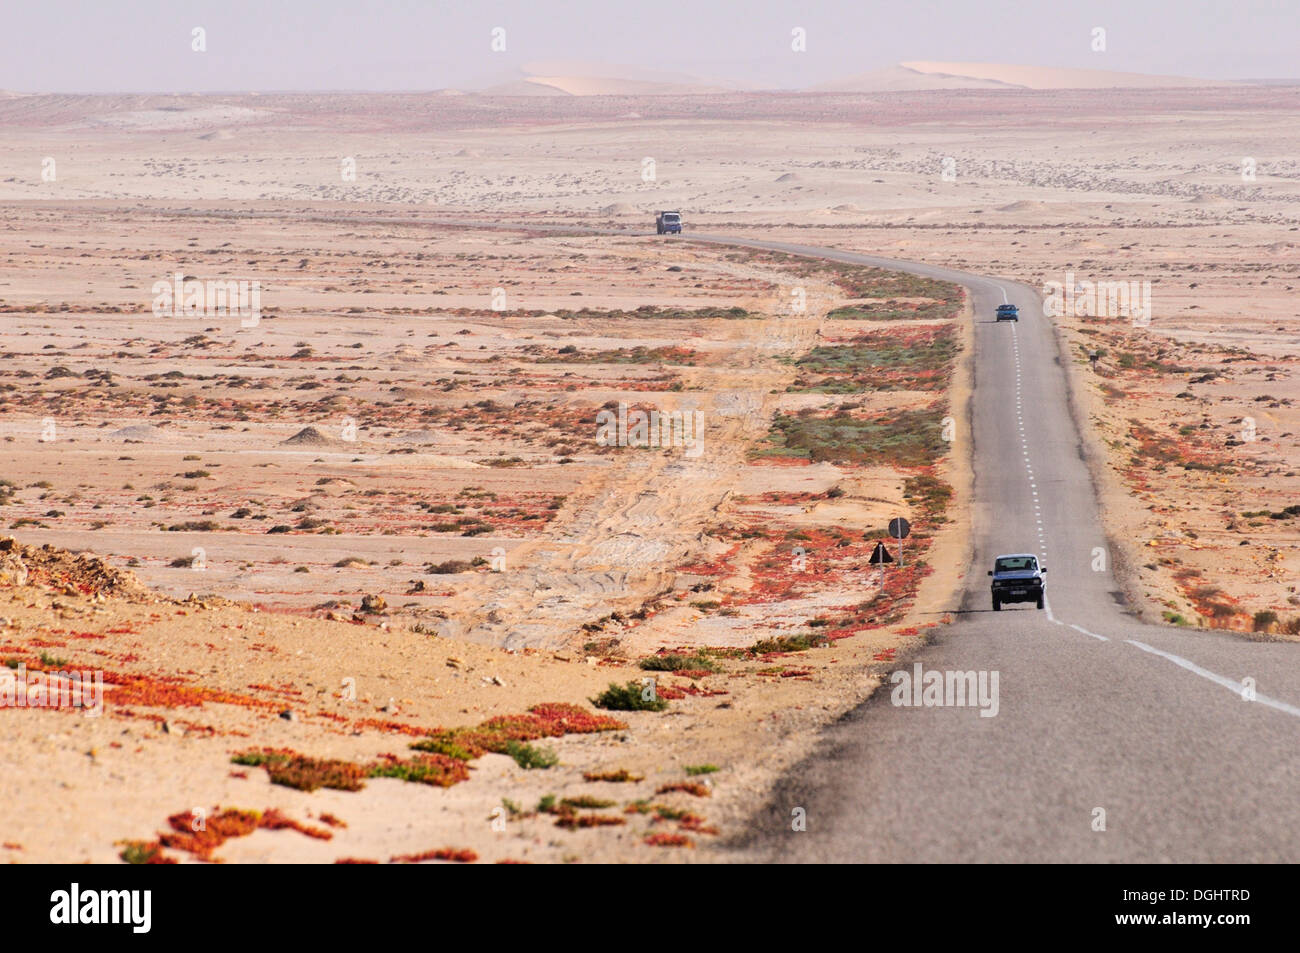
[899,61,1235,90]
[479,61,737,96]
[488,75,733,96]
[814,65,1016,92]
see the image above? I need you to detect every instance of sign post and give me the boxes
[888,517,911,567]
[868,539,893,588]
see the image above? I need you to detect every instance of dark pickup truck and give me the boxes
[988,553,1046,610]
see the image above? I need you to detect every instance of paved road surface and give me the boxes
[691,235,1300,864]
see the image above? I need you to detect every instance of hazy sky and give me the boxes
[3,0,1298,93]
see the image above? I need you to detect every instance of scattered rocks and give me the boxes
[0,536,151,601]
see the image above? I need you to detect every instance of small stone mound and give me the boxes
[775,173,802,183]
[281,426,335,447]
[600,202,637,215]
[108,424,166,441]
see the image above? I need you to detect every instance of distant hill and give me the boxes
[477,60,740,97]
[815,61,1239,92]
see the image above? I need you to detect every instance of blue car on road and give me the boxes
[988,553,1046,610]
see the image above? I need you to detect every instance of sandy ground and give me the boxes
[0,207,970,862]
[0,85,1294,861]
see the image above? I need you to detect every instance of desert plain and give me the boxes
[0,69,1296,862]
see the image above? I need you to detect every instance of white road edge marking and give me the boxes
[1069,623,1109,642]
[1126,639,1300,719]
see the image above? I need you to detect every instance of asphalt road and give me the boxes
[690,235,1300,863]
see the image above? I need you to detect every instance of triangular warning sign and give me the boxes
[869,541,894,565]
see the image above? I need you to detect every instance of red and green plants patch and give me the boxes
[536,345,698,365]
[251,809,334,841]
[674,542,741,577]
[231,749,368,792]
[787,325,959,393]
[644,832,694,848]
[723,250,962,315]
[732,521,934,634]
[103,669,280,712]
[625,801,689,820]
[668,682,728,697]
[1127,421,1232,475]
[676,814,720,835]
[536,794,564,815]
[826,301,956,321]
[349,717,431,737]
[554,813,627,830]
[549,305,760,322]
[755,405,950,468]
[757,666,813,678]
[656,781,711,798]
[583,769,644,783]
[158,808,260,859]
[646,806,720,836]
[368,753,473,787]
[142,807,332,863]
[637,650,718,673]
[561,795,618,809]
[750,633,821,655]
[411,702,626,762]
[903,470,953,524]
[118,840,176,865]
[389,847,477,864]
[502,740,559,770]
[590,680,670,712]
[232,750,473,791]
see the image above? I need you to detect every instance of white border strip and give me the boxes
[1127,639,1300,720]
